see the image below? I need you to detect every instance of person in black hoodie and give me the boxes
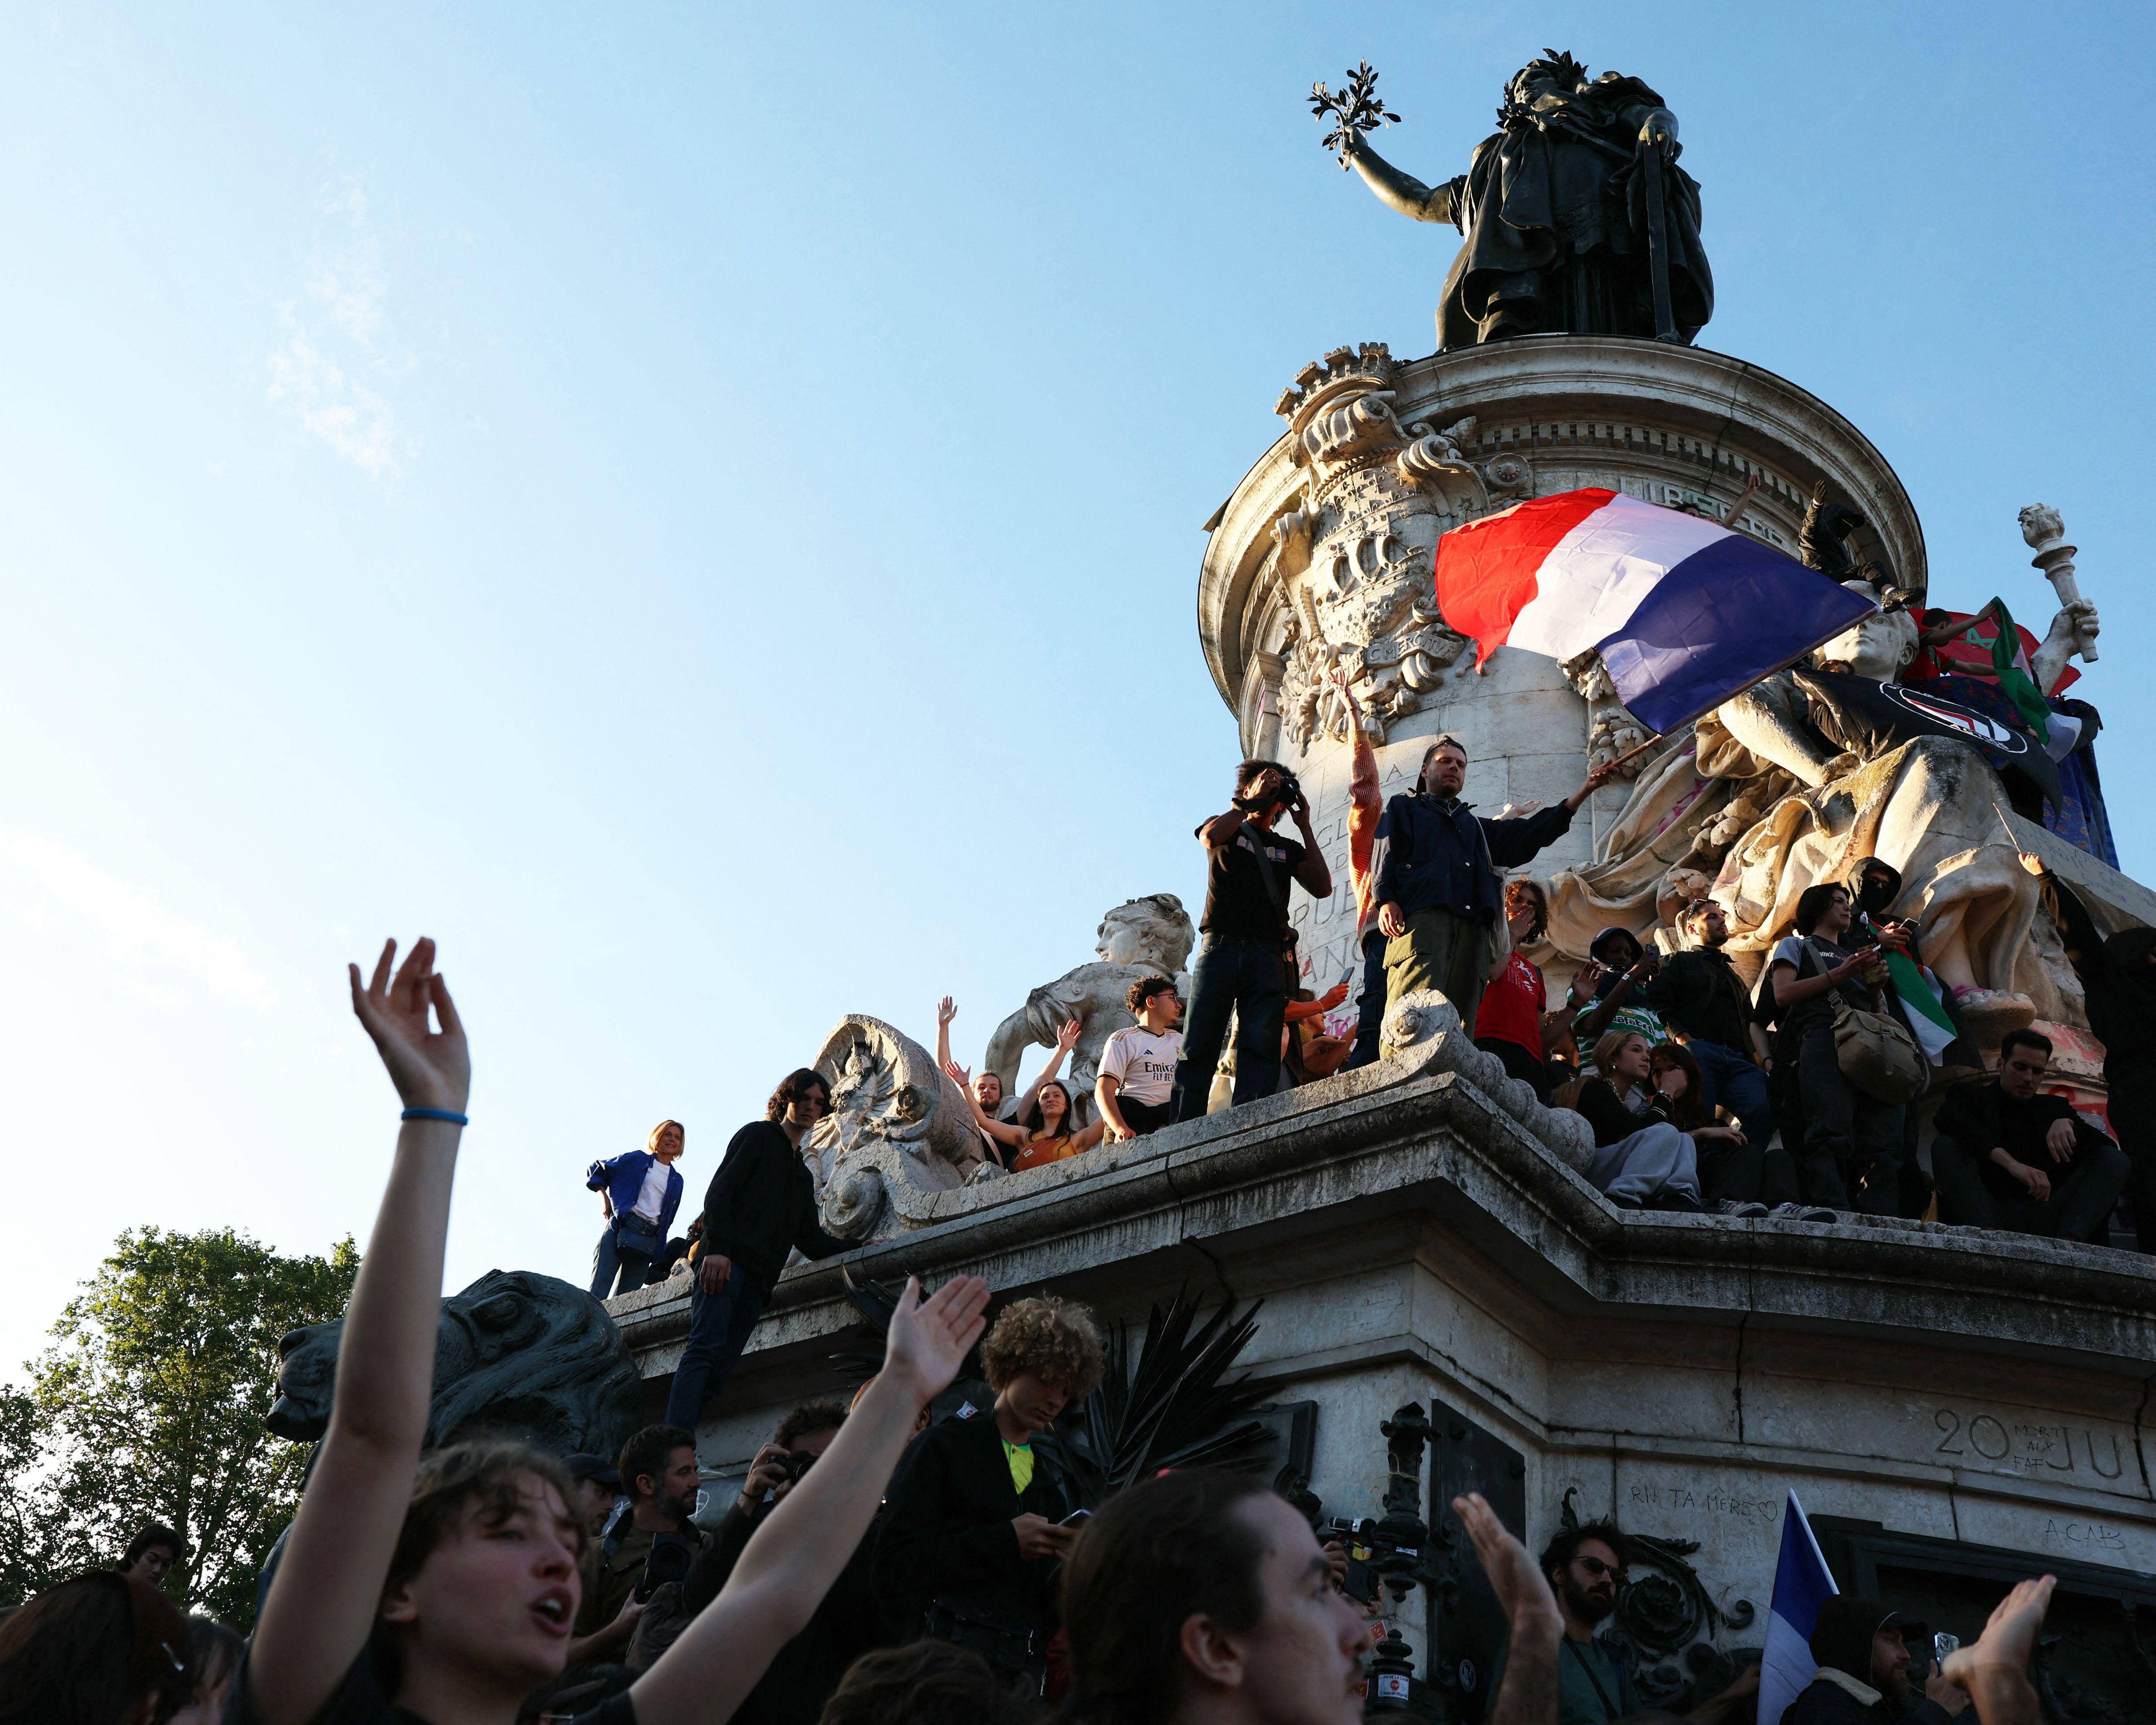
[1780,1595,1958,1725]
[663,1069,854,1431]
[2084,925,2156,1252]
[874,1296,1105,1689]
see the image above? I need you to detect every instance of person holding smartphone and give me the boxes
[1765,882,1905,1215]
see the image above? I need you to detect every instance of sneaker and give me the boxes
[1767,1201,1840,1224]
[1714,1199,1772,1219]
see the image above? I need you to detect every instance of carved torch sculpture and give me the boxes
[2020,503,2097,663]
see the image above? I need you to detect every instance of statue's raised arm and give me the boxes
[1341,129,1464,228]
[1312,50,1712,351]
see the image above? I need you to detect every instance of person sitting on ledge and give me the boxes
[1648,1041,1789,1215]
[1282,981,1353,1085]
[1098,976,1183,1140]
[1567,1030,1703,1211]
[939,997,1082,1169]
[1568,925,1666,1054]
[1930,1027,2129,1242]
[1011,1078,1107,1170]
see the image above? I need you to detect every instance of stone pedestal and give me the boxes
[612,1050,2156,1708]
[1196,334,1924,990]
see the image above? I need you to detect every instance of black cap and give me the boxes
[1810,1596,1904,1679]
[565,1453,620,1487]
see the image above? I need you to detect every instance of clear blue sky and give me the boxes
[4,2,2151,1377]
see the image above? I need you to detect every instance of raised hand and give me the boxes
[736,1442,790,1513]
[1057,1018,1083,1054]
[1453,1493,1558,1635]
[937,996,957,1030]
[1943,1575,2053,1724]
[881,1274,990,1407]
[945,1059,971,1089]
[348,937,469,1113]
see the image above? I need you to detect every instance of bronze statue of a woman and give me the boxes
[1319,51,1713,351]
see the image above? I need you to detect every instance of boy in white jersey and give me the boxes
[1098,976,1184,1141]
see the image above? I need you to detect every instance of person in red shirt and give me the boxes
[1474,880,1563,1101]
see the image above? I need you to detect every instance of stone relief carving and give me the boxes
[1379,989,1594,1171]
[1561,649,1652,779]
[807,1014,985,1243]
[982,895,1196,1125]
[1267,343,1505,750]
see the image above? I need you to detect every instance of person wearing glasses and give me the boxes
[1529,1522,1761,1724]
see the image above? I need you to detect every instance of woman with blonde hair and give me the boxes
[585,1118,687,1298]
[1562,1030,1702,1210]
[874,1295,1106,1688]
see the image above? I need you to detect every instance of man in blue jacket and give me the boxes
[1370,735,1613,1035]
[586,1118,686,1299]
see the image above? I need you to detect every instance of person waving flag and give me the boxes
[1431,487,1877,736]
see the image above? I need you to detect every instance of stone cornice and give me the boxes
[610,1053,2156,1384]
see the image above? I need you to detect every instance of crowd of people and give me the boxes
[582,706,2148,1325]
[0,935,2091,1725]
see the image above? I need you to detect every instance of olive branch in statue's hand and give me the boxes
[1309,60,1400,166]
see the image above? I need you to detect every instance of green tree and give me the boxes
[2,1226,357,1624]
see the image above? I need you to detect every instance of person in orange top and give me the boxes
[1009,1078,1108,1171]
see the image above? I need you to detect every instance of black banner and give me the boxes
[1791,668,2061,814]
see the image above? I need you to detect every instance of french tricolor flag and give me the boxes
[1432,488,1879,736]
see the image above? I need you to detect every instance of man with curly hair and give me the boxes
[874,1295,1107,1688]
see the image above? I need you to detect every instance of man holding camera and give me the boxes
[1171,759,1332,1121]
[1371,735,1614,1035]
[572,1421,709,1655]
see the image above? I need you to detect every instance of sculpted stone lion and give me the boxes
[983,894,1195,1123]
[266,1268,645,1459]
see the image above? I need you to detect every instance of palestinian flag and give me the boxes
[1885,950,1957,1064]
[1978,597,2052,745]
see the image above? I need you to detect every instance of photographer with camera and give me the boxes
[650,1399,875,1721]
[574,1424,711,1653]
[1170,760,1333,1122]
[1371,736,1613,1035]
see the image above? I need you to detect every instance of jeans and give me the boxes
[1347,934,1387,1070]
[590,1219,656,1300]
[1173,933,1288,1121]
[1930,1134,2131,1242]
[1794,1025,1905,1214]
[1687,1039,1772,1136]
[1586,1122,1699,1206]
[662,1271,770,1431]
